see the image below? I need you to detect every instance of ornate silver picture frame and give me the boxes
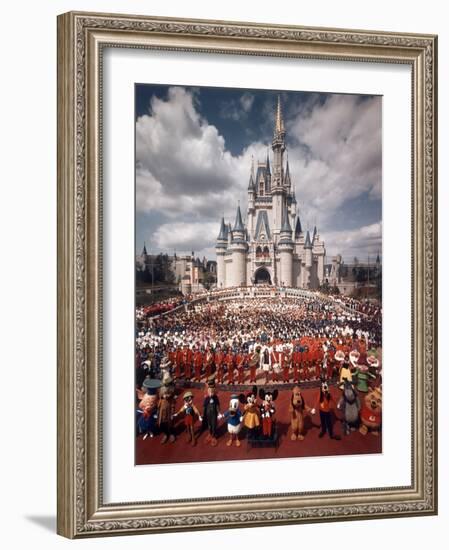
[57,11,437,538]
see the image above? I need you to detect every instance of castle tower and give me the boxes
[303,230,313,288]
[229,205,248,286]
[215,217,227,288]
[312,225,325,286]
[278,210,294,287]
[214,96,326,291]
[285,159,297,228]
[247,157,256,239]
[271,96,287,234]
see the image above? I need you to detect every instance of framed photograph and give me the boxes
[57,11,437,538]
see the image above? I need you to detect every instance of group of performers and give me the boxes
[137,335,376,388]
[137,349,382,447]
[136,294,382,451]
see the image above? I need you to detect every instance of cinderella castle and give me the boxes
[216,97,325,289]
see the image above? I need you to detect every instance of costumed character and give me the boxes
[259,388,278,438]
[239,385,260,438]
[367,353,381,386]
[338,354,353,388]
[289,385,312,441]
[201,378,222,446]
[157,379,176,443]
[337,379,361,435]
[137,378,161,440]
[359,387,382,436]
[159,355,172,385]
[173,390,202,446]
[311,380,340,440]
[223,394,243,447]
[352,363,376,393]
[136,356,150,389]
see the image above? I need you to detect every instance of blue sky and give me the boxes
[135,84,382,262]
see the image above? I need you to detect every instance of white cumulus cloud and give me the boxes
[136,87,382,259]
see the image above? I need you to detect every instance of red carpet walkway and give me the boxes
[136,385,381,465]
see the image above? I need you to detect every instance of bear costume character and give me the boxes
[359,387,382,435]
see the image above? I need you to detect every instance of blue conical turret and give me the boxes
[233,205,245,232]
[217,217,227,240]
[304,230,312,249]
[294,216,302,237]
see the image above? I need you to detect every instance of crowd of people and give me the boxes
[135,293,382,389]
[331,295,381,317]
[136,297,186,321]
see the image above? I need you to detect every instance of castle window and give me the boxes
[263,246,269,257]
[256,246,262,258]
[259,179,264,196]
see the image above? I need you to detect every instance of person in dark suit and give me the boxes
[202,378,222,446]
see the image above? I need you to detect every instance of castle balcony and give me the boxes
[254,256,272,265]
[255,196,272,204]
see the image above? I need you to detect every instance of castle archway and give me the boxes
[254,267,271,285]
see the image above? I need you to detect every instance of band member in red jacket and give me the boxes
[182,346,193,380]
[193,348,203,382]
[215,348,224,384]
[175,347,183,379]
[226,349,235,385]
[204,348,214,380]
[282,347,291,383]
[270,346,281,383]
[292,346,301,384]
[249,347,260,383]
[236,350,245,384]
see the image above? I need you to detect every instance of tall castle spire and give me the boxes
[272,95,286,190]
[248,155,255,191]
[275,94,285,134]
